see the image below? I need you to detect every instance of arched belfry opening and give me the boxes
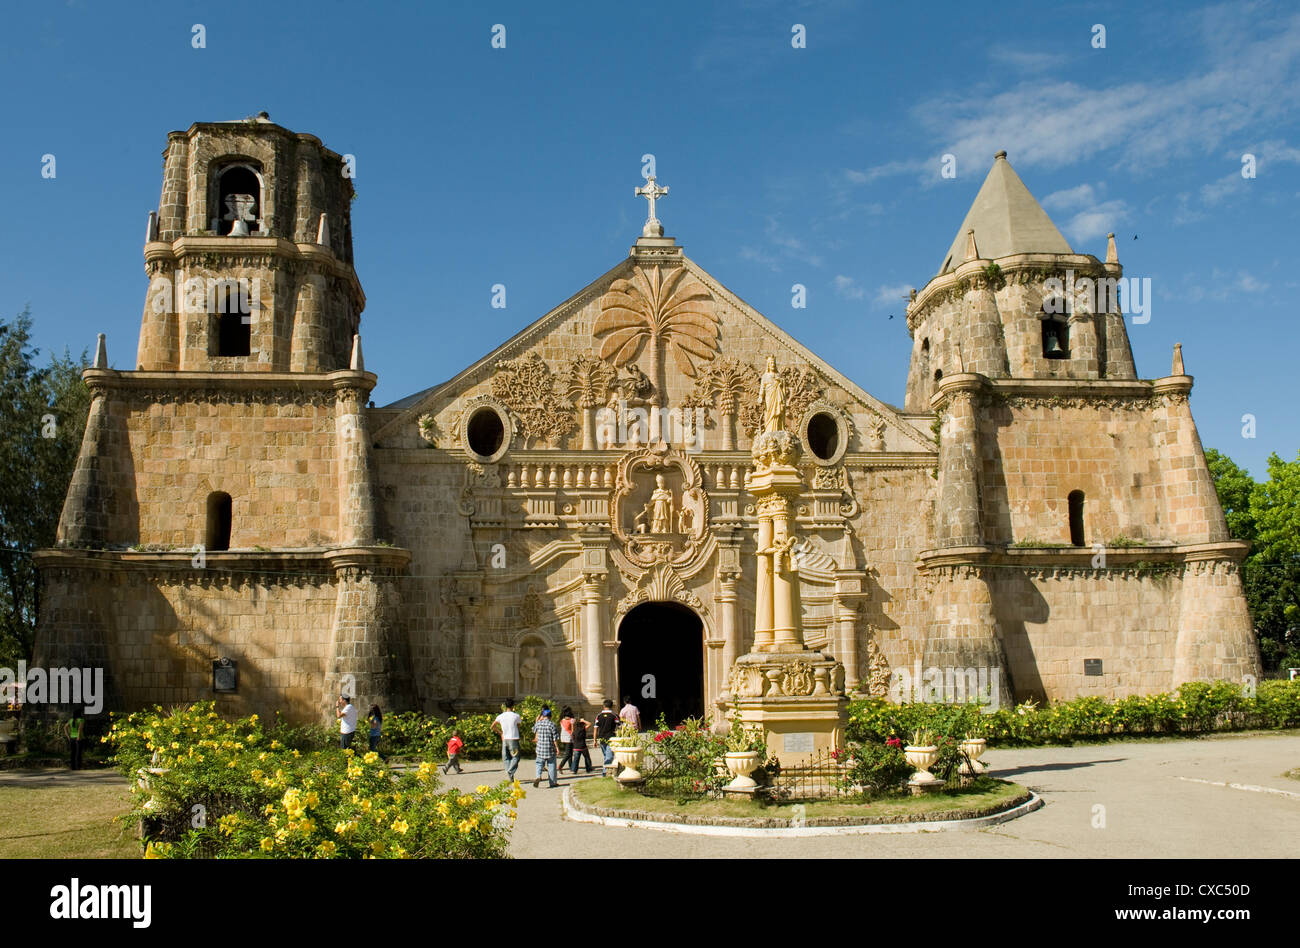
[206,492,232,551]
[617,601,704,727]
[213,163,263,236]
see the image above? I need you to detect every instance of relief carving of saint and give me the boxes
[649,474,674,534]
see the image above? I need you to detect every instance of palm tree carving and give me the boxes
[594,265,719,404]
[563,354,617,409]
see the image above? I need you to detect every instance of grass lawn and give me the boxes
[0,780,140,859]
[573,776,1029,825]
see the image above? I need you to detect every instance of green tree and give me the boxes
[0,310,90,668]
[1206,447,1300,671]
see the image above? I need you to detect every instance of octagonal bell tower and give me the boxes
[138,112,363,373]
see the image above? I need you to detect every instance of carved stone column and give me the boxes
[580,573,608,704]
[834,594,861,694]
[753,509,774,652]
[717,557,742,684]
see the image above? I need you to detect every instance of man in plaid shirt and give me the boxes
[532,707,561,788]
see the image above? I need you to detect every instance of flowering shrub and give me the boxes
[641,716,731,800]
[840,741,912,798]
[847,679,1300,747]
[106,703,519,859]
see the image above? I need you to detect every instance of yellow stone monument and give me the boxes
[724,358,848,766]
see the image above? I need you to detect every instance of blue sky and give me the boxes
[2,0,1296,479]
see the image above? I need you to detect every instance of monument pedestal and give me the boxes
[727,651,848,768]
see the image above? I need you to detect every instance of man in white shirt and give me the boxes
[336,694,358,750]
[492,697,523,779]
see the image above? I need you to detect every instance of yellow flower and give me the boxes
[360,798,372,813]
[334,820,357,836]
[363,751,379,765]
[317,840,337,857]
[436,800,450,816]
[457,796,472,806]
[260,837,275,852]
[392,819,409,835]
[304,791,320,808]
[476,785,490,794]
[371,840,384,855]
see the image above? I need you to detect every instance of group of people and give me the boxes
[334,695,383,752]
[334,691,645,790]
[492,696,641,788]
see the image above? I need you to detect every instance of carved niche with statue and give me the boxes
[610,445,709,571]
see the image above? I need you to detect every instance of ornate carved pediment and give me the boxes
[611,446,709,570]
[613,563,706,619]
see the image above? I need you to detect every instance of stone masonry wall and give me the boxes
[36,564,338,722]
[109,390,342,549]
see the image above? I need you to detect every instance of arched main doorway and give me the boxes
[617,602,704,728]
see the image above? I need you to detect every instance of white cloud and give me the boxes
[1042,183,1097,211]
[873,282,912,308]
[1062,199,1129,245]
[988,47,1056,72]
[1236,271,1269,293]
[833,275,866,301]
[845,8,1300,184]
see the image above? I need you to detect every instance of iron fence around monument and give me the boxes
[768,749,851,801]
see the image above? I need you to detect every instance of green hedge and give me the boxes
[846,679,1300,747]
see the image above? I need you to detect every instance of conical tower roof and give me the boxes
[937,151,1072,275]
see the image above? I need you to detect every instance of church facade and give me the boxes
[33,118,1260,724]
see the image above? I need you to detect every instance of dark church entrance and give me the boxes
[617,602,704,728]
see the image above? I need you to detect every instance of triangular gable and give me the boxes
[373,250,933,451]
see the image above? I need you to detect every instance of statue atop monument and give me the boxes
[758,355,786,434]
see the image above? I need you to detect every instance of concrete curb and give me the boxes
[561,786,1045,837]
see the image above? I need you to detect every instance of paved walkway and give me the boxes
[7,734,1296,857]
[443,732,1300,858]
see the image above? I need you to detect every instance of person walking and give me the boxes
[557,706,575,773]
[532,707,560,788]
[569,712,592,775]
[492,698,523,780]
[443,729,464,774]
[594,699,619,774]
[619,695,641,732]
[336,694,358,750]
[366,705,383,753]
[63,709,86,770]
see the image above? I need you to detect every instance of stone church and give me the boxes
[33,117,1260,724]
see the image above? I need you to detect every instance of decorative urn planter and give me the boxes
[611,740,644,783]
[723,751,762,793]
[904,744,941,790]
[959,738,987,775]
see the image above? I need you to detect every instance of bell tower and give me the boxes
[137,112,363,373]
[903,151,1135,412]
